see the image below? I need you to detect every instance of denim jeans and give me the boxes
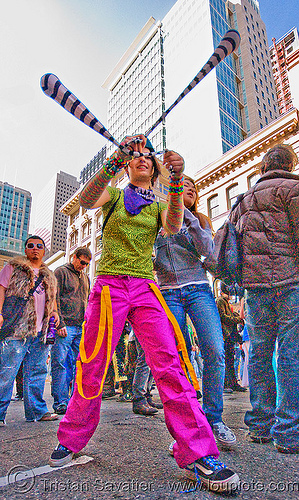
[161,283,225,425]
[132,337,153,402]
[245,285,299,448]
[0,335,50,421]
[50,325,82,411]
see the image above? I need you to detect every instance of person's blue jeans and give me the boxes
[245,285,299,448]
[161,283,225,425]
[132,337,153,402]
[50,325,82,411]
[0,335,50,421]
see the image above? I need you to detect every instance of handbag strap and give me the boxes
[101,191,121,239]
[27,274,43,298]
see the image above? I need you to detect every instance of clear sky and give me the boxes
[1,0,298,229]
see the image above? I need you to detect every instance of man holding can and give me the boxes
[0,235,59,424]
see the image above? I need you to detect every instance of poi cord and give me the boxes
[148,282,200,391]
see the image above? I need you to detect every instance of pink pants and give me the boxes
[57,275,218,468]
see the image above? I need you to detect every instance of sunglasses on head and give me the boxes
[26,242,44,249]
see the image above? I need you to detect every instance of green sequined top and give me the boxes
[96,187,167,280]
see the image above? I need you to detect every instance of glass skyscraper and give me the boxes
[100,0,276,178]
[0,181,31,253]
[210,0,244,152]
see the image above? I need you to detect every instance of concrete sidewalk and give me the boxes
[0,381,298,500]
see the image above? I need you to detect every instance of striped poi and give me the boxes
[145,29,241,136]
[41,29,240,154]
[40,73,135,157]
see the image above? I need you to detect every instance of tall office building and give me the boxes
[102,0,276,177]
[34,171,79,256]
[228,0,279,134]
[162,0,245,173]
[270,27,299,114]
[0,181,31,253]
[79,146,107,185]
[103,18,165,155]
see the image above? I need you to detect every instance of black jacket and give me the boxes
[54,263,90,328]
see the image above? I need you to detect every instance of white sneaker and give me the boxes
[0,420,6,426]
[213,422,237,449]
[168,440,176,456]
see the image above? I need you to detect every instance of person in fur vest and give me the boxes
[0,235,59,424]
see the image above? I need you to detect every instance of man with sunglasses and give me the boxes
[0,235,59,424]
[51,247,91,415]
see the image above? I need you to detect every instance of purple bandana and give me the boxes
[124,183,155,215]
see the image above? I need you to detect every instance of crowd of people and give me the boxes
[0,138,298,494]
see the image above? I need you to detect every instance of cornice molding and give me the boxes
[195,108,299,190]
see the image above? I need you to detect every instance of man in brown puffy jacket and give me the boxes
[230,144,299,454]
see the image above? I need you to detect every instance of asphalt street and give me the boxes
[0,382,298,500]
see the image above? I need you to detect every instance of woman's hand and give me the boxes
[115,135,147,161]
[163,150,184,178]
[56,326,68,338]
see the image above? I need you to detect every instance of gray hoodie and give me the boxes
[154,208,214,288]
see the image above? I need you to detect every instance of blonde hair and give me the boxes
[184,176,213,231]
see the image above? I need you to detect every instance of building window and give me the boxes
[208,195,219,219]
[70,231,78,247]
[95,236,102,253]
[82,220,92,239]
[248,172,260,188]
[70,210,79,224]
[96,212,102,230]
[226,184,239,210]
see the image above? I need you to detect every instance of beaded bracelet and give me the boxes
[169,175,184,195]
[102,156,126,178]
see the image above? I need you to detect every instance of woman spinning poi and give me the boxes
[49,135,240,493]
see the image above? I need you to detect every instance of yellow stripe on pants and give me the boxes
[148,283,200,391]
[76,285,113,400]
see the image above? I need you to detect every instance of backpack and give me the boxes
[203,195,244,286]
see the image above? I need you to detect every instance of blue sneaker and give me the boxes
[49,443,74,467]
[185,455,240,493]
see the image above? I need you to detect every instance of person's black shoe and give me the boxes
[231,384,247,392]
[185,455,240,493]
[274,441,299,454]
[146,394,163,409]
[102,389,116,399]
[248,433,272,444]
[11,394,23,401]
[49,443,74,467]
[133,401,158,416]
[118,391,133,402]
[223,387,233,394]
[55,403,68,415]
[196,390,202,400]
